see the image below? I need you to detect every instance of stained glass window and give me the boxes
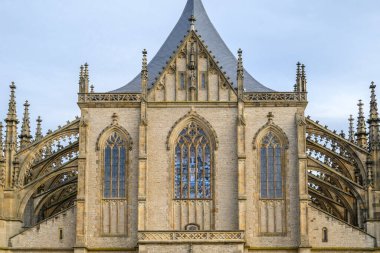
[103,132,127,199]
[174,122,212,199]
[260,132,283,199]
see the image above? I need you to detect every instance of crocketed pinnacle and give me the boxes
[0,123,4,159]
[141,49,148,99]
[356,100,368,148]
[35,116,43,141]
[19,100,32,148]
[295,62,301,92]
[237,49,244,80]
[6,82,17,123]
[368,82,380,150]
[141,49,148,81]
[348,115,355,143]
[78,63,89,93]
[301,64,307,92]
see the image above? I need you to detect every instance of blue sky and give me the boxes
[0,0,379,137]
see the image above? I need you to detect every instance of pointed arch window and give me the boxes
[103,132,127,199]
[174,122,212,199]
[260,132,283,199]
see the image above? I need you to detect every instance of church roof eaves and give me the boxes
[111,0,273,93]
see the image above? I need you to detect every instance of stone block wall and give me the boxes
[9,207,76,249]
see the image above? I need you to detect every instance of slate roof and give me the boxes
[112,0,273,93]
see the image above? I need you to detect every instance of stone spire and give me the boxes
[19,101,32,148]
[356,100,368,148]
[348,115,355,143]
[237,49,244,100]
[35,116,43,141]
[78,63,89,93]
[141,49,148,99]
[368,82,380,151]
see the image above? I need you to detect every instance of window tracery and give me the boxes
[260,132,283,199]
[174,122,212,199]
[103,132,127,199]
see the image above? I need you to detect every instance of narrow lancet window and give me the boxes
[201,72,207,89]
[103,132,127,199]
[174,122,212,199]
[179,72,186,89]
[322,227,328,242]
[260,132,283,199]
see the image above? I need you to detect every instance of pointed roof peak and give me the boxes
[112,0,272,93]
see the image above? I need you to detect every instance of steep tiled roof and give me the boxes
[112,0,272,92]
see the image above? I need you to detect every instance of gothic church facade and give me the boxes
[1,0,380,252]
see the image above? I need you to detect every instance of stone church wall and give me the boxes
[308,206,375,248]
[244,106,300,247]
[9,207,76,251]
[84,108,140,249]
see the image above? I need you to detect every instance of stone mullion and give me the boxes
[296,113,310,251]
[75,110,88,250]
[138,101,147,231]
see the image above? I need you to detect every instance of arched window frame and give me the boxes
[253,124,289,201]
[167,111,218,201]
[322,227,328,242]
[96,125,133,200]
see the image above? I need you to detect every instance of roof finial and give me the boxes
[267,112,274,123]
[6,82,17,122]
[141,49,148,98]
[35,116,43,141]
[237,49,244,79]
[79,64,89,93]
[368,81,380,151]
[19,100,32,149]
[189,15,196,31]
[356,100,368,149]
[348,115,355,143]
[295,62,302,92]
[300,64,307,92]
[237,49,244,100]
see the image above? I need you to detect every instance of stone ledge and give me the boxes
[138,231,244,243]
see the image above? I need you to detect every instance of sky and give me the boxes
[0,0,380,137]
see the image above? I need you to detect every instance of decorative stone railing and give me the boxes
[78,93,142,103]
[244,92,307,102]
[138,231,244,243]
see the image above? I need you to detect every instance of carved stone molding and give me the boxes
[166,109,219,151]
[244,92,307,102]
[78,93,141,103]
[95,114,133,151]
[252,112,289,150]
[138,231,244,243]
